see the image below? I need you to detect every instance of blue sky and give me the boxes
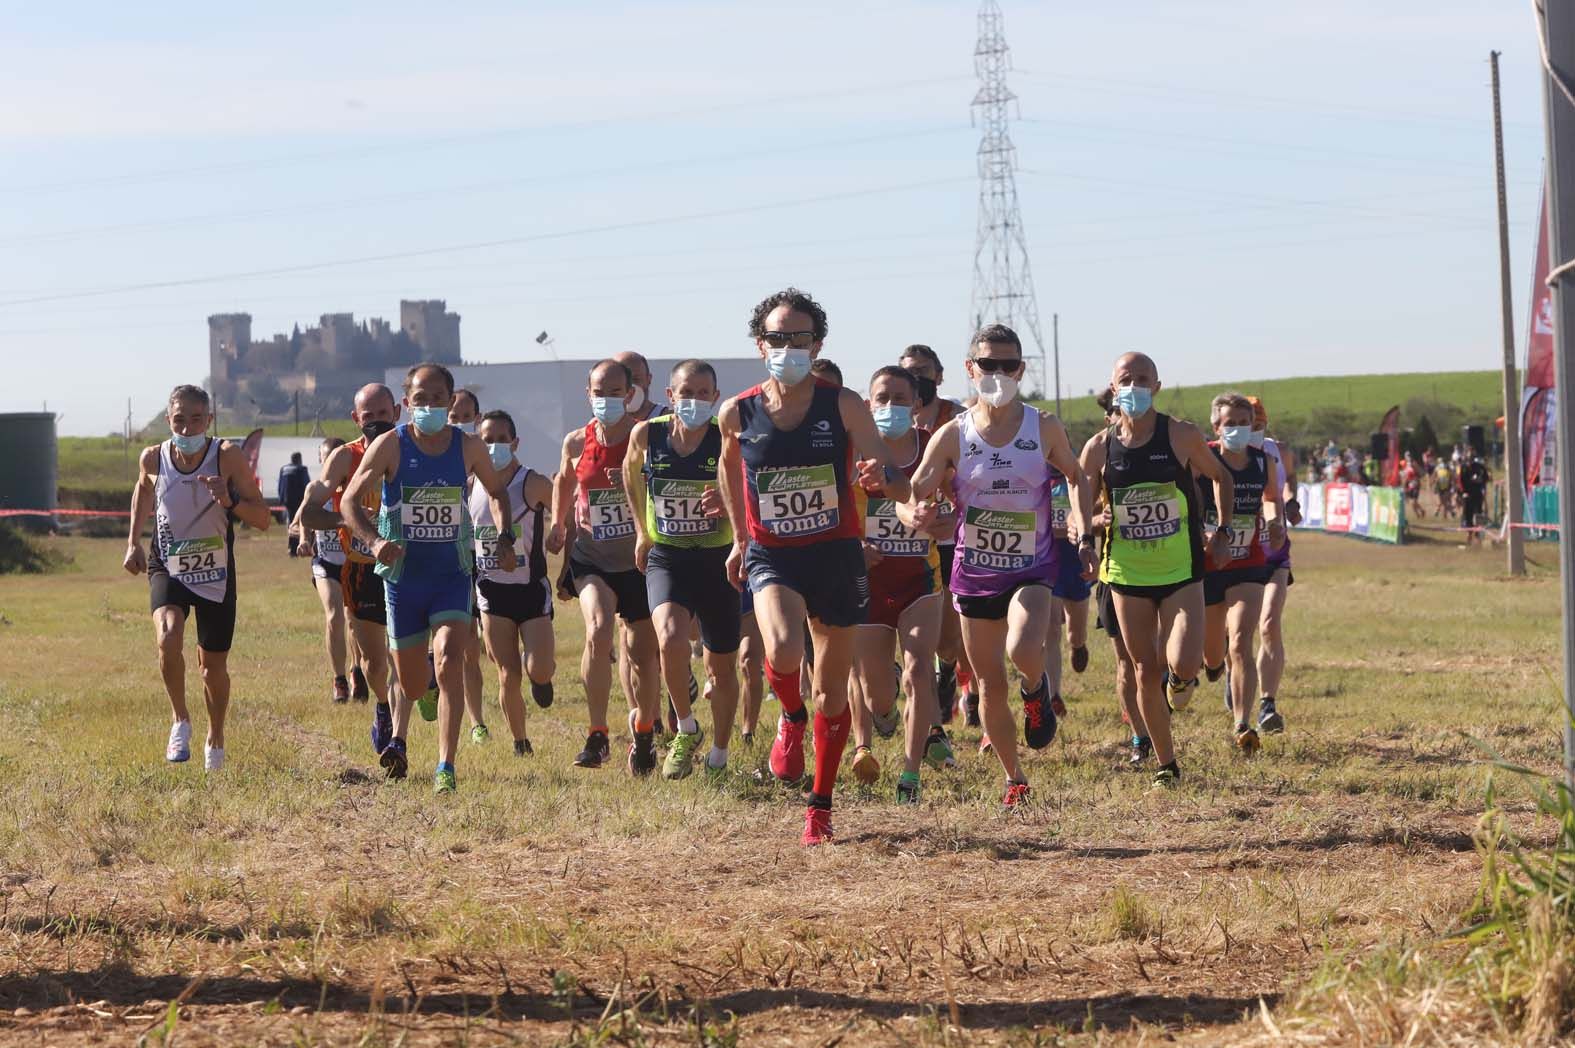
[0,0,1550,436]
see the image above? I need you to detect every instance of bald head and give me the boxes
[613,350,651,390]
[589,358,632,395]
[1113,352,1158,384]
[353,383,396,413]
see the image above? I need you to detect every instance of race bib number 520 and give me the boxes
[960,507,1035,572]
[403,486,463,542]
[1114,484,1182,543]
[756,465,839,537]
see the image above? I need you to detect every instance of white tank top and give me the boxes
[313,496,345,566]
[468,466,542,585]
[949,404,1056,596]
[154,438,232,602]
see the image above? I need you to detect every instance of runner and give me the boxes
[472,409,555,756]
[341,363,518,795]
[1043,465,1091,719]
[447,388,491,743]
[296,436,362,704]
[625,359,741,778]
[849,365,953,803]
[1077,352,1234,788]
[1249,396,1297,736]
[910,325,1094,808]
[897,344,972,729]
[1198,393,1285,755]
[546,359,664,775]
[294,383,404,771]
[123,384,272,770]
[1458,445,1491,547]
[717,287,911,845]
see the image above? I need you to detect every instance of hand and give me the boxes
[1284,501,1303,527]
[634,535,652,574]
[928,509,956,541]
[1268,519,1286,552]
[1078,543,1097,583]
[1092,508,1112,531]
[908,500,938,534]
[862,542,884,569]
[499,544,518,574]
[297,531,315,558]
[544,523,566,555]
[123,543,147,576]
[200,474,233,509]
[856,458,885,493]
[699,487,725,519]
[372,537,405,568]
[1205,526,1231,565]
[726,541,747,592]
[556,564,577,603]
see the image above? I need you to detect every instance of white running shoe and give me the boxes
[166,720,192,763]
[204,744,225,772]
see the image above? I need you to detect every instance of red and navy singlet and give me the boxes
[736,379,861,548]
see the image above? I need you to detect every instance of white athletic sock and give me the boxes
[706,746,727,769]
[678,716,699,735]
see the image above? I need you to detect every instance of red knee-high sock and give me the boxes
[766,660,805,717]
[811,708,852,800]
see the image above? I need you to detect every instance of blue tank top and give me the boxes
[375,424,473,582]
[736,379,860,547]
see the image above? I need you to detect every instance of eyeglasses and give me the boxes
[970,357,1022,374]
[759,330,816,350]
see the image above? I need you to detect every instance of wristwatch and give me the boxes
[498,528,517,545]
[1079,534,1096,549]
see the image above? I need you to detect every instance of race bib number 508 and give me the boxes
[404,486,463,542]
[756,465,839,537]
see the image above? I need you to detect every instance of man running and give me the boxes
[546,359,664,775]
[472,409,555,756]
[717,287,911,845]
[1044,465,1092,719]
[849,365,952,803]
[447,388,491,743]
[911,325,1094,808]
[342,363,517,795]
[124,384,272,770]
[1078,352,1233,788]
[1249,396,1296,735]
[297,436,361,704]
[625,359,742,778]
[294,383,403,768]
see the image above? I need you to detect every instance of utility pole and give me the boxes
[1535,0,1575,789]
[1492,51,1527,577]
[968,0,1047,399]
[1052,313,1062,416]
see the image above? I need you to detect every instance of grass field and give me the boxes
[0,530,1567,1045]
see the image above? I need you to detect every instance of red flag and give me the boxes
[240,428,264,492]
[1380,405,1400,486]
[1526,188,1555,389]
[1523,387,1552,488]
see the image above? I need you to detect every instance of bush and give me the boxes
[0,522,70,574]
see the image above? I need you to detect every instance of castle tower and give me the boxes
[207,313,252,389]
[399,299,462,363]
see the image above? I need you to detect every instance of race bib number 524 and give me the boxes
[168,535,226,586]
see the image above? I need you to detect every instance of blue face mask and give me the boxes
[487,443,513,470]
[767,348,813,386]
[873,404,912,439]
[673,398,716,430]
[1114,384,1153,417]
[170,430,207,456]
[453,421,477,436]
[1247,429,1266,449]
[1220,425,1252,452]
[591,396,626,426]
[410,405,448,435]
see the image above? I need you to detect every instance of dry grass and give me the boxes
[0,530,1567,1045]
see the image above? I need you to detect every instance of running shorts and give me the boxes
[340,561,387,627]
[954,580,1050,622]
[647,544,742,654]
[1204,566,1273,607]
[310,556,341,583]
[476,577,553,624]
[1051,539,1092,602]
[149,570,237,653]
[385,572,473,650]
[865,563,937,630]
[1094,582,1121,642]
[566,556,652,623]
[1108,577,1201,606]
[938,542,956,591]
[746,539,869,629]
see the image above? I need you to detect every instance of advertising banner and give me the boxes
[1324,483,1352,533]
[1368,487,1403,544]
[1291,482,1404,545]
[1349,484,1371,537]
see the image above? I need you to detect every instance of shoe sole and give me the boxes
[852,755,880,786]
[417,700,438,722]
[379,749,408,780]
[1260,713,1285,734]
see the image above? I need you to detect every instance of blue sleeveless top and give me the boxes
[374,424,473,582]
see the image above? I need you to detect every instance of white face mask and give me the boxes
[626,387,646,413]
[975,373,1018,408]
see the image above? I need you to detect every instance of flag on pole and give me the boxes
[1522,185,1557,491]
[1380,405,1401,486]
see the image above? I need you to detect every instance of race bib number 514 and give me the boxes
[756,465,839,538]
[651,478,720,538]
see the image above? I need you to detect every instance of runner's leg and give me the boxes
[851,625,894,757]
[1111,593,1175,767]
[1160,581,1206,684]
[196,647,230,750]
[737,612,764,738]
[154,606,191,724]
[463,618,486,730]
[898,595,943,775]
[960,614,1022,782]
[575,576,619,732]
[806,616,856,801]
[1045,596,1065,697]
[1257,568,1289,699]
[1203,601,1227,677]
[315,577,348,678]
[625,618,662,730]
[653,601,698,723]
[523,616,556,690]
[483,613,526,742]
[1006,585,1052,687]
[432,620,467,767]
[1225,583,1265,726]
[703,648,740,756]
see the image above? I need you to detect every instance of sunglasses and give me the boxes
[759,331,816,350]
[970,357,1022,374]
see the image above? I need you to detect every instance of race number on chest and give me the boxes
[756,465,839,537]
[403,486,463,542]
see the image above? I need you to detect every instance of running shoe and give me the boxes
[350,665,369,701]
[896,770,921,804]
[1049,693,1068,719]
[663,729,703,780]
[203,744,224,772]
[1234,725,1262,757]
[574,731,610,769]
[434,765,457,795]
[872,705,900,739]
[978,735,993,756]
[1151,763,1182,789]
[924,727,957,770]
[1070,646,1089,674]
[769,713,807,782]
[531,680,554,709]
[470,723,490,745]
[1258,698,1285,735]
[332,676,350,704]
[371,702,393,756]
[740,730,754,748]
[417,690,438,723]
[1022,675,1058,750]
[380,737,408,780]
[166,720,192,763]
[802,803,834,846]
[1204,662,1225,684]
[1128,735,1152,769]
[963,690,981,728]
[514,737,533,757]
[1002,781,1031,810]
[851,745,880,785]
[1165,671,1198,712]
[936,660,958,723]
[628,730,657,777]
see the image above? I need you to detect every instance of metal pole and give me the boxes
[1493,52,1528,577]
[1052,312,1062,416]
[1535,0,1575,789]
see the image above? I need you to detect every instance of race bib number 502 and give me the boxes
[960,507,1035,572]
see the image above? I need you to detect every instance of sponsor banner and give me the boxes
[1368,486,1403,544]
[1324,483,1352,533]
[1299,482,1324,529]
[1291,482,1404,545]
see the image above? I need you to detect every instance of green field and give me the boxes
[0,531,1566,1044]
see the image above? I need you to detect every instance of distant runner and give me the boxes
[1249,396,1296,736]
[296,436,363,704]
[447,388,491,743]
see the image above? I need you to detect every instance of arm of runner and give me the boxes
[1079,431,1113,533]
[1173,418,1234,564]
[465,433,517,574]
[344,430,401,567]
[546,430,581,556]
[624,421,653,574]
[909,418,958,504]
[217,442,273,531]
[1041,413,1097,580]
[717,397,749,592]
[841,388,912,502]
[295,447,351,533]
[523,469,553,512]
[1262,455,1286,551]
[123,445,159,574]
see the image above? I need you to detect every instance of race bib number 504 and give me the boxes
[756,465,839,537]
[403,486,463,542]
[960,507,1035,572]
[1114,484,1182,543]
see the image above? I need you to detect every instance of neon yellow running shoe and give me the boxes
[470,723,490,745]
[434,766,457,795]
[663,728,703,780]
[417,690,438,723]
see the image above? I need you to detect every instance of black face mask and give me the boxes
[360,419,395,443]
[913,376,938,407]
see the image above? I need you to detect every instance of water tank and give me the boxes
[0,412,58,532]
